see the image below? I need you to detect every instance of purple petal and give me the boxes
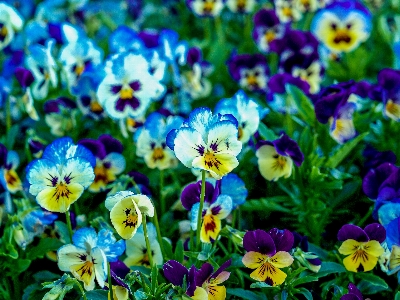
[212,259,231,279]
[180,181,215,211]
[163,260,188,286]
[362,163,397,199]
[341,295,361,300]
[243,229,276,256]
[78,139,107,159]
[348,283,363,298]
[364,223,386,243]
[337,224,368,242]
[195,263,213,287]
[110,260,130,288]
[15,67,34,88]
[267,228,294,252]
[99,134,124,154]
[186,266,197,297]
[272,134,304,166]
[0,144,7,168]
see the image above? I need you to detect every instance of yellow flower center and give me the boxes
[386,99,400,119]
[282,7,292,17]
[90,101,104,113]
[265,31,275,43]
[120,88,134,99]
[273,155,287,170]
[75,64,85,76]
[152,147,165,162]
[203,1,214,13]
[238,126,243,140]
[53,182,72,201]
[204,151,221,169]
[1,26,7,37]
[246,74,258,86]
[333,29,351,44]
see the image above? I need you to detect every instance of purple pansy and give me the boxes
[363,145,397,174]
[340,283,363,300]
[163,260,197,296]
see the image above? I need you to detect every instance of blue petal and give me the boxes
[97,229,125,262]
[221,173,248,208]
[386,217,400,249]
[190,202,201,230]
[379,203,400,227]
[72,227,98,249]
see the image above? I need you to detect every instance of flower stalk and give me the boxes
[196,170,207,251]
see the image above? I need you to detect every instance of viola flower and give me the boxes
[256,134,304,182]
[227,53,269,93]
[292,232,321,273]
[108,26,145,54]
[0,143,22,194]
[182,180,233,243]
[97,52,165,120]
[163,260,196,296]
[135,112,184,170]
[311,1,372,53]
[124,223,163,267]
[362,145,396,173]
[274,0,302,23]
[186,0,225,17]
[0,3,24,50]
[25,137,95,213]
[294,0,319,13]
[314,81,369,144]
[79,135,126,192]
[369,69,400,121]
[340,283,364,300]
[226,0,257,14]
[191,260,231,299]
[252,9,286,54]
[166,107,242,179]
[220,173,248,208]
[108,261,131,300]
[59,38,103,92]
[215,90,262,144]
[242,228,294,286]
[337,223,386,272]
[21,208,58,241]
[105,191,154,239]
[25,39,58,100]
[44,97,78,137]
[379,217,400,281]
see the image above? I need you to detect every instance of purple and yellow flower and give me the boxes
[369,69,400,121]
[79,135,126,192]
[105,191,154,239]
[166,107,242,179]
[0,3,24,50]
[182,180,233,243]
[311,0,372,53]
[227,53,269,93]
[256,134,304,181]
[25,137,95,213]
[252,9,286,54]
[0,143,22,194]
[97,52,165,120]
[340,283,364,300]
[215,90,262,144]
[337,223,386,272]
[186,0,225,17]
[135,112,183,170]
[107,261,131,300]
[163,260,197,296]
[242,228,294,286]
[274,0,302,23]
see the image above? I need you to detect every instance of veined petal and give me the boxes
[191,286,208,300]
[256,145,293,181]
[270,251,294,268]
[206,120,242,156]
[70,259,96,291]
[250,262,287,285]
[4,169,22,193]
[57,244,87,271]
[27,158,59,195]
[110,197,142,239]
[343,250,379,272]
[210,195,233,219]
[242,251,266,269]
[173,127,205,168]
[363,240,385,257]
[192,152,239,179]
[62,158,95,188]
[330,117,356,144]
[339,239,362,255]
[211,271,230,285]
[36,183,84,213]
[207,285,226,300]
[389,245,400,271]
[200,214,221,243]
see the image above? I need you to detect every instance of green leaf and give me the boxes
[54,221,71,244]
[174,240,184,262]
[151,264,158,293]
[250,282,279,291]
[133,290,149,300]
[15,259,31,274]
[258,122,277,141]
[315,262,346,278]
[241,197,292,213]
[295,287,313,300]
[291,275,318,287]
[395,291,400,300]
[197,243,213,261]
[325,132,368,169]
[27,238,63,260]
[357,273,389,295]
[162,237,173,260]
[5,124,20,149]
[287,85,316,125]
[227,288,266,300]
[84,290,108,300]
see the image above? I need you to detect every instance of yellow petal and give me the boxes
[192,152,239,179]
[70,261,95,291]
[250,262,287,286]
[191,287,208,300]
[4,169,22,193]
[343,250,379,272]
[270,251,294,268]
[36,183,84,213]
[389,245,400,270]
[208,285,226,300]
[363,240,384,257]
[338,239,361,255]
[110,197,142,239]
[256,145,293,181]
[200,214,221,243]
[242,251,267,269]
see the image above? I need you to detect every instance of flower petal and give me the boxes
[242,251,266,269]
[270,251,294,268]
[110,197,142,239]
[243,230,276,255]
[337,224,368,242]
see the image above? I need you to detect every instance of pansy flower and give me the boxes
[369,69,400,121]
[337,223,386,272]
[108,25,145,54]
[363,145,396,174]
[220,173,247,208]
[135,112,183,170]
[227,53,269,93]
[21,208,58,242]
[108,261,131,300]
[57,227,125,291]
[295,0,319,13]
[97,52,165,120]
[340,283,364,300]
[59,38,103,92]
[314,80,369,144]
[311,1,372,53]
[44,97,78,137]
[215,90,262,144]
[25,39,58,100]
[163,260,197,296]
[186,0,225,17]
[105,191,154,239]
[252,9,286,54]
[79,135,126,192]
[166,107,242,179]
[26,137,95,213]
[124,222,163,267]
[182,180,233,243]
[226,0,256,14]
[191,260,231,299]
[0,3,23,50]
[242,228,294,286]
[274,0,302,23]
[0,143,22,194]
[256,134,304,182]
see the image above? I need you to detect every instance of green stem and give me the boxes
[5,95,11,134]
[357,206,373,227]
[196,170,207,251]
[74,280,88,300]
[150,202,166,261]
[65,211,73,243]
[142,217,154,266]
[190,229,194,251]
[108,262,113,300]
[159,169,165,216]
